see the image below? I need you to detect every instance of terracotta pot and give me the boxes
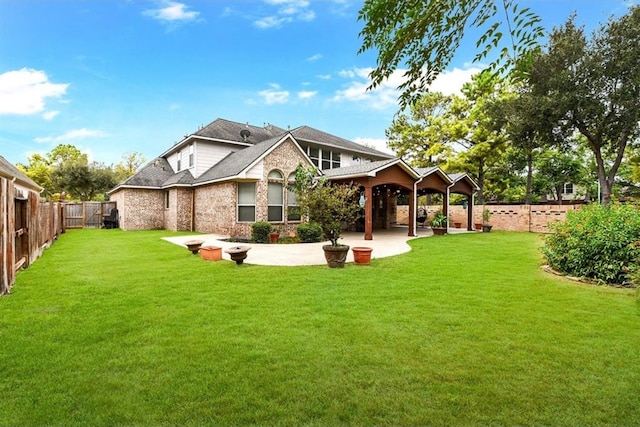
[432,227,447,236]
[475,223,483,231]
[323,244,349,268]
[454,222,462,228]
[352,247,373,265]
[269,232,280,243]
[200,246,222,261]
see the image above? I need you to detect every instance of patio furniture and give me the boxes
[103,208,119,229]
[417,208,427,228]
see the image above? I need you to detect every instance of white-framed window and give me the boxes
[238,182,256,222]
[268,170,283,222]
[188,144,194,168]
[287,172,301,221]
[563,183,574,195]
[177,150,182,171]
[304,146,341,170]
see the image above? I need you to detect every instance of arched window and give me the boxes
[267,170,283,222]
[287,172,301,221]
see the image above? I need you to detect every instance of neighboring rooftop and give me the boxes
[0,155,42,191]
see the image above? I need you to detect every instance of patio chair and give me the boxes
[103,208,119,229]
[417,208,427,228]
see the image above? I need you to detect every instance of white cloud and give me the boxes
[258,84,289,104]
[333,65,483,110]
[42,110,60,120]
[317,74,331,80]
[307,53,322,62]
[0,68,68,115]
[143,1,200,23]
[254,0,315,29]
[34,128,107,144]
[297,90,317,100]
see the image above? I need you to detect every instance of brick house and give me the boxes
[108,118,396,238]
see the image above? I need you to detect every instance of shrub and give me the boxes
[543,202,640,286]
[296,222,323,243]
[251,221,272,243]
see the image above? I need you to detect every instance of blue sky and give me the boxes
[0,0,636,166]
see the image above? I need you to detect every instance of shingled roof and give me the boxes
[290,125,393,159]
[194,134,293,185]
[193,118,286,145]
[112,157,175,190]
[0,155,42,191]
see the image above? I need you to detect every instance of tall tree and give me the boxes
[445,71,507,204]
[115,151,146,182]
[533,149,584,205]
[529,6,640,204]
[385,92,453,167]
[358,0,544,108]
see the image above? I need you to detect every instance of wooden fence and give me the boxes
[64,201,116,229]
[1,177,65,295]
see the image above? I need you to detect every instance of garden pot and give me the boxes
[482,224,493,233]
[475,223,483,231]
[200,245,222,261]
[432,227,447,236]
[184,240,204,254]
[269,232,280,243]
[323,244,349,268]
[454,222,462,228]
[352,247,373,265]
[225,246,251,265]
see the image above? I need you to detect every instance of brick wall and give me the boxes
[397,204,581,232]
[194,182,237,235]
[165,188,193,231]
[110,189,165,230]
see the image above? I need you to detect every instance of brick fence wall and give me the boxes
[397,204,581,233]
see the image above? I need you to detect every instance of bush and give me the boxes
[543,202,640,286]
[296,222,323,243]
[251,221,272,243]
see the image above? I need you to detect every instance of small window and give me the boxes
[177,150,182,171]
[188,144,194,168]
[164,191,169,209]
[332,151,341,169]
[564,183,574,195]
[238,182,256,222]
[308,147,319,168]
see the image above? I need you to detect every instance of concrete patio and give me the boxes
[163,226,473,266]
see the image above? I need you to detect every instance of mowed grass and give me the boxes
[1,229,639,426]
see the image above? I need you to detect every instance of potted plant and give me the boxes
[482,208,493,232]
[269,226,281,243]
[430,211,448,235]
[291,164,360,268]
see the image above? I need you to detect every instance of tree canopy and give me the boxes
[358,0,544,108]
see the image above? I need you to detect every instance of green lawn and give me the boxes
[1,229,639,426]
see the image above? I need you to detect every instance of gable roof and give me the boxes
[323,158,420,180]
[290,125,393,159]
[194,133,309,186]
[0,155,42,191]
[194,118,286,144]
[109,158,175,193]
[415,166,454,185]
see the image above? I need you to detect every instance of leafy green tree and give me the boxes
[533,149,584,204]
[529,6,640,204]
[16,153,55,198]
[358,0,544,108]
[445,71,507,204]
[115,151,146,182]
[386,92,453,167]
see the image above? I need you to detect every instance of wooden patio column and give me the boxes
[364,184,373,240]
[408,189,415,236]
[467,195,474,231]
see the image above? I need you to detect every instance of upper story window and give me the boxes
[304,146,341,170]
[176,150,182,172]
[563,183,574,195]
[188,144,194,168]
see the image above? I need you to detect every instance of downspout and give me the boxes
[446,183,453,234]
